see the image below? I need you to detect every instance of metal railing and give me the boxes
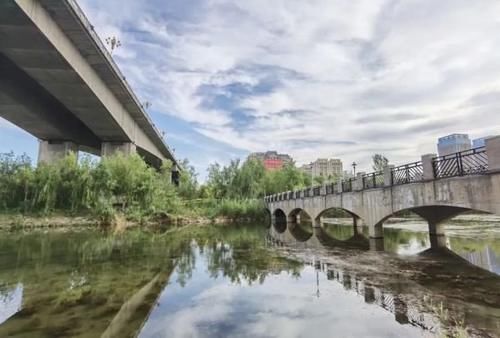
[342,178,353,192]
[433,147,488,179]
[313,186,321,196]
[362,172,384,189]
[392,161,423,185]
[326,183,336,195]
[265,146,491,202]
[304,189,311,198]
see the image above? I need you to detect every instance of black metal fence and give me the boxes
[342,179,353,192]
[433,147,488,179]
[362,172,384,189]
[265,147,491,202]
[313,186,321,196]
[304,188,311,197]
[391,161,423,185]
[326,183,336,195]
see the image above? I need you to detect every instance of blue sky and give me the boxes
[2,0,500,180]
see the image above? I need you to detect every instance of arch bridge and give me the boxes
[265,136,500,247]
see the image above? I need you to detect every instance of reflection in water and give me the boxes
[0,284,22,325]
[322,216,500,275]
[0,223,498,337]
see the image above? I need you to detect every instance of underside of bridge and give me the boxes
[0,0,178,169]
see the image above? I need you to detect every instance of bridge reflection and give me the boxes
[267,228,500,336]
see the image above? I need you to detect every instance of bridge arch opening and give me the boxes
[372,205,490,253]
[314,207,364,238]
[272,209,287,233]
[286,208,314,241]
[264,208,272,228]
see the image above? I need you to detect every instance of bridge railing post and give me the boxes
[383,165,394,187]
[354,173,364,191]
[421,153,436,180]
[486,135,500,172]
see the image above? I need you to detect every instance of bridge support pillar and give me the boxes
[38,140,78,164]
[369,238,384,251]
[428,222,447,248]
[101,142,137,157]
[368,223,383,239]
[353,216,363,234]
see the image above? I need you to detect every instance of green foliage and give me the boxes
[0,152,180,219]
[206,159,308,199]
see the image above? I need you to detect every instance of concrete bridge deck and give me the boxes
[0,0,177,169]
[265,136,500,247]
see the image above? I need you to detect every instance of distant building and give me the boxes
[301,158,343,180]
[247,151,293,170]
[472,136,494,149]
[437,134,471,156]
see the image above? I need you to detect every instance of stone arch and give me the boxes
[368,204,491,248]
[288,220,313,242]
[272,208,287,233]
[314,207,363,228]
[264,208,272,228]
[287,208,313,224]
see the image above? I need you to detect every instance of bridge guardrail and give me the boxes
[433,147,488,179]
[313,186,321,196]
[392,161,423,185]
[362,172,384,189]
[326,183,336,195]
[342,178,353,192]
[265,145,492,203]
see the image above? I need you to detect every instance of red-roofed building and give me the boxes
[248,151,293,171]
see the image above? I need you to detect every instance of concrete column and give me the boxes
[422,153,436,180]
[428,222,447,248]
[171,167,180,186]
[369,238,385,251]
[313,217,322,228]
[364,286,376,304]
[354,174,364,191]
[486,135,500,172]
[101,142,137,157]
[383,165,394,187]
[353,216,363,234]
[368,223,383,238]
[38,140,78,164]
[337,179,343,193]
[320,185,327,196]
[394,297,409,324]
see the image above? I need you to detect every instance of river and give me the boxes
[0,215,498,337]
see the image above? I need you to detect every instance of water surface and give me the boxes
[0,219,498,337]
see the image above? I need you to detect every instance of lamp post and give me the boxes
[352,162,357,177]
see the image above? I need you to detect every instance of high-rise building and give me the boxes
[437,134,471,156]
[472,136,494,149]
[247,151,293,170]
[301,158,343,180]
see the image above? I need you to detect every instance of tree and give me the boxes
[372,154,389,172]
[177,159,198,199]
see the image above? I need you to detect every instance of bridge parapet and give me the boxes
[266,144,496,203]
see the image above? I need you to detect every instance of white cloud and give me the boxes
[80,0,500,172]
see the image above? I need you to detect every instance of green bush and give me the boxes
[0,153,180,220]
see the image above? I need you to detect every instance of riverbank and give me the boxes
[0,212,266,232]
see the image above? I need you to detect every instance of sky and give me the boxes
[2,0,500,180]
